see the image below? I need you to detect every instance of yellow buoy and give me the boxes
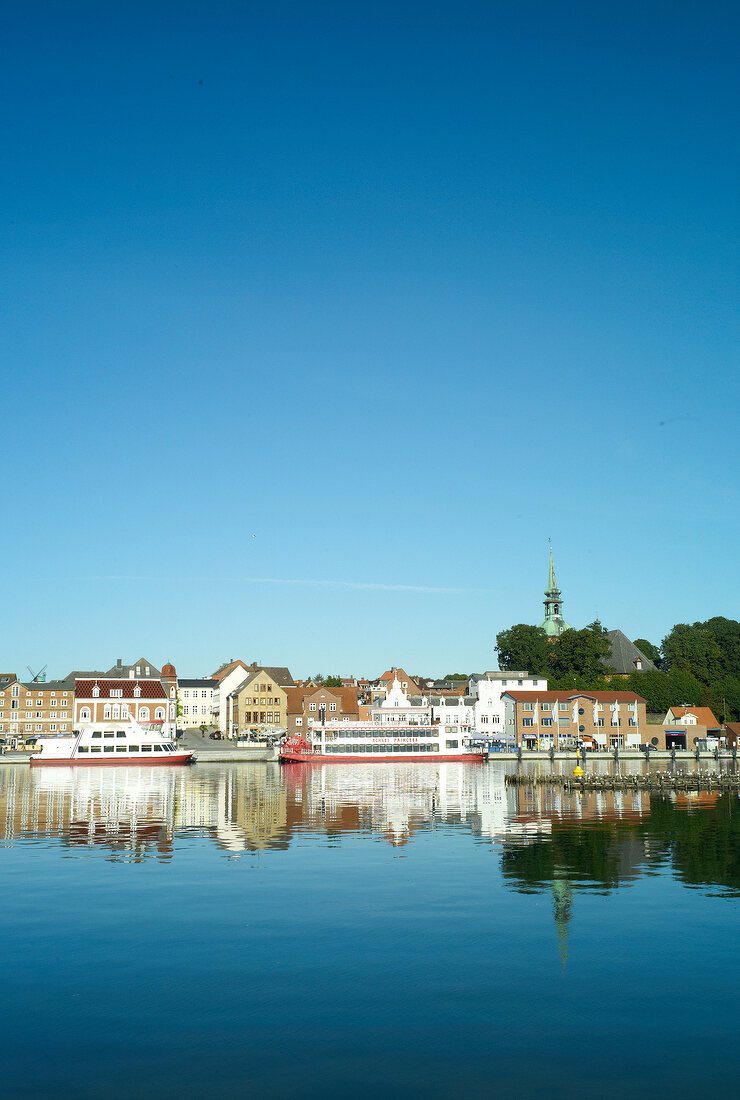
[573,765,584,777]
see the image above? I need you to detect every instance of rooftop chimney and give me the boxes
[117,658,122,669]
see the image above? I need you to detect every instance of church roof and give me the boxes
[601,630,657,674]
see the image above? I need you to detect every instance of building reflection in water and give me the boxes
[0,762,524,857]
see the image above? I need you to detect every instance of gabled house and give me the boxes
[664,705,720,730]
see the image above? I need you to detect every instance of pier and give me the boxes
[505,772,740,793]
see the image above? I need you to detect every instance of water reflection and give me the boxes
[2,762,739,899]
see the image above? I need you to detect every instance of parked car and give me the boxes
[580,736,597,752]
[209,731,223,740]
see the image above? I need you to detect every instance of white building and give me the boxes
[371,679,432,725]
[211,661,256,737]
[178,678,217,729]
[430,694,476,736]
[469,671,547,738]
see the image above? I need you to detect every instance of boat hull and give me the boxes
[30,753,195,767]
[280,752,485,764]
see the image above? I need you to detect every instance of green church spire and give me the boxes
[540,546,572,637]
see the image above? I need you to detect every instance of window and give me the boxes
[92,685,100,697]
[201,705,207,716]
[35,724,42,731]
[78,746,89,753]
[116,746,127,752]
[155,708,165,720]
[522,718,533,727]
[104,705,112,719]
[541,703,552,711]
[559,703,569,711]
[50,724,57,732]
[90,746,101,753]
[116,731,126,738]
[183,691,189,699]
[201,690,207,698]
[522,702,533,711]
[112,704,120,719]
[309,703,316,711]
[61,725,67,732]
[50,699,57,708]
[80,707,91,721]
[153,745,163,752]
[141,744,152,752]
[183,706,189,716]
[329,702,337,712]
[111,688,123,698]
[61,699,68,707]
[104,732,114,739]
[296,718,303,726]
[542,718,553,727]
[134,686,142,698]
[139,707,150,721]
[92,731,102,738]
[446,740,459,749]
[128,746,139,752]
[104,746,114,752]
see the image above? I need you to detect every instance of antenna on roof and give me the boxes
[27,664,48,683]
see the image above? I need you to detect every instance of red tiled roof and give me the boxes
[284,687,308,714]
[75,679,167,699]
[505,690,646,703]
[667,705,720,727]
[212,660,250,682]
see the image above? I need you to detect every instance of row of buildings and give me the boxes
[2,656,723,751]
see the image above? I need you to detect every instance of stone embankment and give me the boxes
[505,772,740,793]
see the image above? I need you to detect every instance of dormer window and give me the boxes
[134,685,142,698]
[110,688,123,698]
[92,685,101,698]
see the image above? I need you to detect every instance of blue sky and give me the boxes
[3,0,738,679]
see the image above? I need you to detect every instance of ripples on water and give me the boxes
[1,761,739,1098]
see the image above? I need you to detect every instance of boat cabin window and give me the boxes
[92,732,102,739]
[141,745,152,752]
[153,744,163,752]
[104,732,114,739]
[91,746,101,753]
[128,746,139,752]
[116,746,126,752]
[104,746,114,752]
[446,740,459,749]
[78,746,89,753]
[116,731,126,739]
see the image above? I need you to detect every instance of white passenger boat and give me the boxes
[279,722,486,763]
[29,718,195,766]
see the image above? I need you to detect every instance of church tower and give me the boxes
[540,548,572,637]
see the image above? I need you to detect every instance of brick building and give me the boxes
[0,677,75,740]
[503,690,647,750]
[74,678,173,726]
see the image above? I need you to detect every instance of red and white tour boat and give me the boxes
[279,722,486,764]
[29,718,195,766]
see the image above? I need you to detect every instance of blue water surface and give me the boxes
[0,761,738,1098]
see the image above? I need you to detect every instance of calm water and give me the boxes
[2,760,739,1098]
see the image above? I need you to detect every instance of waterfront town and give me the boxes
[2,553,735,756]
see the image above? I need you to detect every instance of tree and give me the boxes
[313,673,325,685]
[701,617,740,680]
[443,673,469,682]
[324,675,343,687]
[633,638,661,665]
[700,676,740,724]
[661,624,723,684]
[495,624,549,674]
[547,622,614,681]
